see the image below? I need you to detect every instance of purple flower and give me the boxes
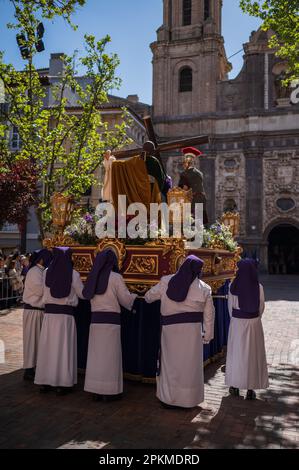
[84,213,93,223]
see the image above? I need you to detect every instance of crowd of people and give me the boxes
[0,249,31,310]
[21,247,269,407]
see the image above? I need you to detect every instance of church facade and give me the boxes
[151,0,299,273]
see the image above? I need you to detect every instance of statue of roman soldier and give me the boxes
[178,147,208,225]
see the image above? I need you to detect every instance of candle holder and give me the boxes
[51,192,75,233]
[221,211,240,238]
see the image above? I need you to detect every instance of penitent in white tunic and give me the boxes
[84,272,137,396]
[22,265,45,369]
[34,270,84,387]
[145,275,215,408]
[225,284,269,390]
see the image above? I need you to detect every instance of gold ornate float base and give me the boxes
[43,235,241,294]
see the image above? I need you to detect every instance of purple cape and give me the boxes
[83,249,119,300]
[28,249,52,271]
[166,255,204,302]
[45,247,73,299]
[230,258,260,313]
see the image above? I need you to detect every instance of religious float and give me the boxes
[43,123,242,382]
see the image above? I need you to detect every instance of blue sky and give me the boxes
[0,0,261,104]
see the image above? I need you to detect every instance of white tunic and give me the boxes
[34,270,84,387]
[22,265,45,369]
[225,284,269,390]
[145,275,215,408]
[84,272,137,396]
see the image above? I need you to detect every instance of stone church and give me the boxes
[151,0,299,273]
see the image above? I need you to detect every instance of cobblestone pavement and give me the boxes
[0,276,298,449]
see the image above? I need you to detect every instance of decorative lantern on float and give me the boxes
[51,192,75,233]
[221,211,240,238]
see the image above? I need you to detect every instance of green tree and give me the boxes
[240,0,299,84]
[0,0,131,239]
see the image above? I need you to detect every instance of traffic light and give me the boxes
[16,33,30,59]
[36,22,45,40]
[36,39,45,52]
[36,22,45,52]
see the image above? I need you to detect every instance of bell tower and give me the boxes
[151,0,230,137]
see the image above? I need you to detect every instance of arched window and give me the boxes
[204,0,211,20]
[179,67,193,92]
[183,0,192,26]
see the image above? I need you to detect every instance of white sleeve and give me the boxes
[227,291,233,317]
[115,275,137,311]
[22,268,43,306]
[203,288,215,344]
[259,284,265,316]
[103,156,116,170]
[73,270,85,299]
[144,280,163,304]
[23,269,43,301]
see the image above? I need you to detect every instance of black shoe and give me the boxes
[56,387,73,396]
[102,394,123,402]
[229,387,240,397]
[39,385,52,393]
[23,368,35,381]
[246,390,256,400]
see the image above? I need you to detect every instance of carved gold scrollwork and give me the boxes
[202,257,212,275]
[211,254,223,276]
[206,279,227,294]
[126,283,156,295]
[169,240,186,273]
[96,238,126,269]
[221,256,236,272]
[233,246,243,271]
[144,238,186,274]
[72,254,93,274]
[125,255,159,275]
[43,233,77,249]
[167,186,193,204]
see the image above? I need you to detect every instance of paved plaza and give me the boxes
[0,276,298,449]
